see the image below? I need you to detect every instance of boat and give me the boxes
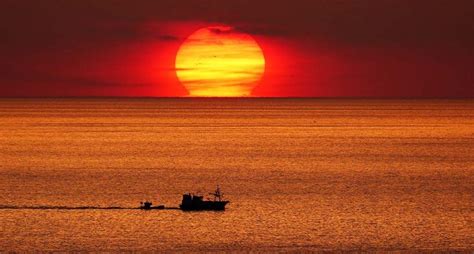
[180,186,229,211]
[139,201,165,210]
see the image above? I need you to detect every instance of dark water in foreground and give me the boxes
[0,98,473,252]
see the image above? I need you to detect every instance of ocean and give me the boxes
[0,98,473,252]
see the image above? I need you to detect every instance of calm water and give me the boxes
[0,98,473,252]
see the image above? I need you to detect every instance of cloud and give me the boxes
[155,34,180,41]
[234,25,284,37]
[208,27,235,34]
[0,66,154,88]
[206,25,284,37]
[2,0,474,48]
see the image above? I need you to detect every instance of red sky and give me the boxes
[0,0,473,97]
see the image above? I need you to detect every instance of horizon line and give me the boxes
[0,96,473,100]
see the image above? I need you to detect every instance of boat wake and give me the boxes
[0,205,181,210]
[0,205,136,210]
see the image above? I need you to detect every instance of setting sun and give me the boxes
[175,26,265,97]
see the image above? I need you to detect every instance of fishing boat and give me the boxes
[139,201,165,210]
[180,186,229,211]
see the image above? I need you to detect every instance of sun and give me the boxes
[175,26,265,97]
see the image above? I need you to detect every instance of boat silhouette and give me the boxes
[139,201,165,210]
[180,186,229,211]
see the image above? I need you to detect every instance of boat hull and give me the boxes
[180,201,229,211]
[139,205,165,210]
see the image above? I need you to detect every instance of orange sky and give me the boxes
[0,0,473,97]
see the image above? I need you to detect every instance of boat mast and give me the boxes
[211,185,222,201]
[216,186,220,201]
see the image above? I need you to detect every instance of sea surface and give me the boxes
[0,98,473,252]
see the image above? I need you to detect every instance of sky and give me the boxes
[0,0,473,97]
